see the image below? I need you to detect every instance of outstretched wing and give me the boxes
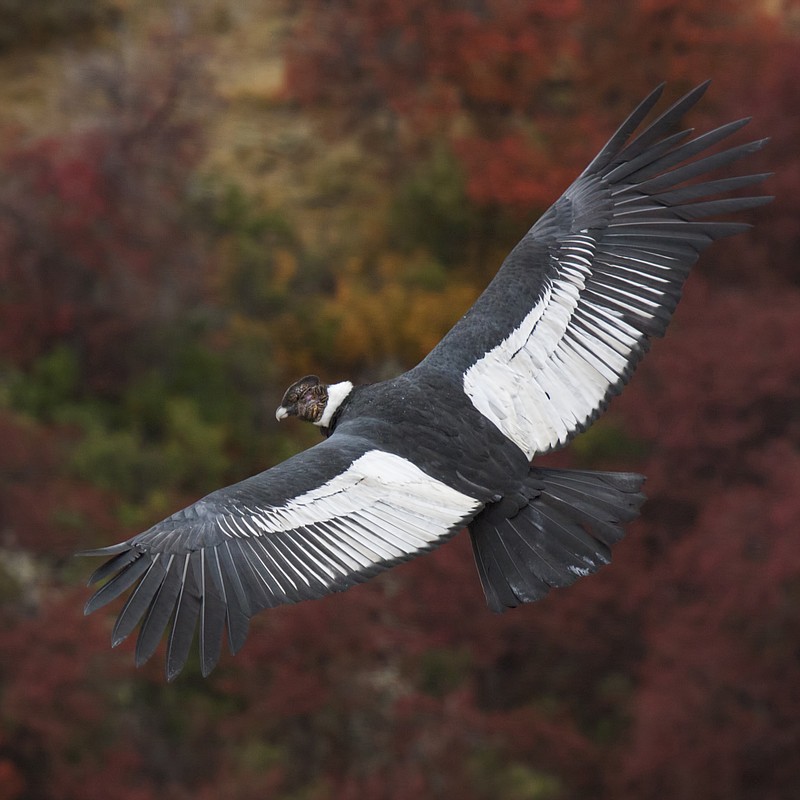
[420,82,770,459]
[83,434,481,679]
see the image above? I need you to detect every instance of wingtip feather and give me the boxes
[78,542,131,559]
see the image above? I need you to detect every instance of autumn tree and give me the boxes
[0,33,214,380]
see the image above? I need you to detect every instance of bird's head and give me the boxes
[275,376,353,428]
[276,375,328,424]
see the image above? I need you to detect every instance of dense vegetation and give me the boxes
[1,2,798,798]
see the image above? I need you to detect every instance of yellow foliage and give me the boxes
[323,254,480,370]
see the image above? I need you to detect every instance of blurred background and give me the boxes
[0,1,798,798]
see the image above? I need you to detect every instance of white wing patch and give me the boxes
[220,450,481,581]
[463,233,652,459]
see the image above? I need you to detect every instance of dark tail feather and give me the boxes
[469,468,646,613]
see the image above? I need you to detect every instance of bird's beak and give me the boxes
[275,406,290,422]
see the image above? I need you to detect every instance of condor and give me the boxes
[82,83,770,680]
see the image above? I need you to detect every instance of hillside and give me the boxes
[1,3,800,800]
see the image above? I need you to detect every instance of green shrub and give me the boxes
[69,396,231,503]
[7,345,80,422]
[388,144,477,268]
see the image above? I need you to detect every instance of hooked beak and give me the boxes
[275,406,290,422]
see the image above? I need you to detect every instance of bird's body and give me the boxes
[82,82,770,679]
[326,369,529,493]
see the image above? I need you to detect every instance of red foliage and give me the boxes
[614,454,800,799]
[285,0,589,213]
[285,0,781,213]
[0,411,117,555]
[453,133,574,211]
[0,757,24,800]
[601,278,800,799]
[0,590,146,800]
[286,0,581,127]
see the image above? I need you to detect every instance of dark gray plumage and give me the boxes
[82,83,770,679]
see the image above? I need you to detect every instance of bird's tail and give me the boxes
[468,468,645,612]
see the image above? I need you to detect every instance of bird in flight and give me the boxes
[82,82,770,680]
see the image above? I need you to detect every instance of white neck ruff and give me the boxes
[315,381,354,427]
